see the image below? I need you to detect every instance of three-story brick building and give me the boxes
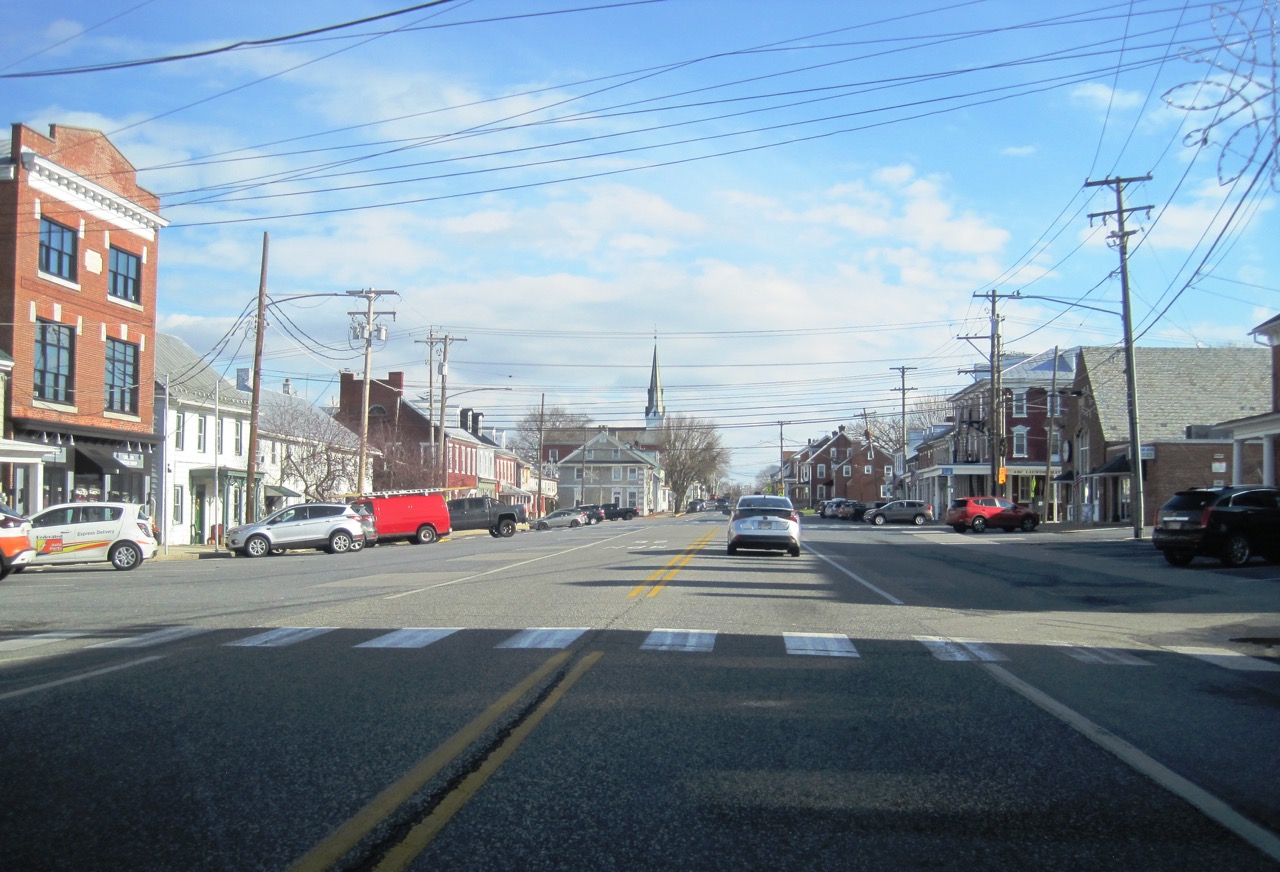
[0,124,167,515]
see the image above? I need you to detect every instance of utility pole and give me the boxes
[967,290,1016,498]
[1086,174,1152,540]
[415,327,442,425]
[890,366,917,492]
[1044,345,1059,523]
[778,421,789,497]
[347,289,399,496]
[244,232,268,522]
[435,335,467,488]
[536,393,545,518]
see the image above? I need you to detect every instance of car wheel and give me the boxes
[872,514,886,525]
[1163,551,1194,567]
[350,538,365,552]
[912,514,926,526]
[1020,516,1037,532]
[971,516,987,533]
[952,525,966,534]
[788,545,801,557]
[498,519,516,538]
[244,535,271,558]
[109,541,142,570]
[569,520,580,528]
[328,531,353,554]
[536,521,549,530]
[1221,534,1251,567]
[415,525,438,544]
[623,512,635,521]
[727,543,737,554]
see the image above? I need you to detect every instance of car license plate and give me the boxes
[757,520,775,529]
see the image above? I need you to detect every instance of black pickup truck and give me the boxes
[603,503,638,521]
[445,497,526,538]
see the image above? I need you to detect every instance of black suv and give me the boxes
[1152,486,1280,567]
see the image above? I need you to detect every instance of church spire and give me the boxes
[645,342,665,427]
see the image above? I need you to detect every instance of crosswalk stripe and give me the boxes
[915,636,1008,662]
[89,627,213,649]
[355,628,461,649]
[784,633,860,658]
[495,628,590,649]
[1163,645,1280,672]
[1060,645,1153,666]
[641,629,716,653]
[0,630,92,651]
[225,627,337,647]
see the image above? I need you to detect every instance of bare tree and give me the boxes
[260,392,362,500]
[652,415,729,511]
[511,405,593,462]
[864,393,952,455]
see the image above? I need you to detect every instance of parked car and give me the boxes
[535,509,588,530]
[945,497,1039,533]
[726,494,801,556]
[837,500,870,521]
[1152,485,1280,567]
[685,499,706,513]
[864,499,934,526]
[819,499,846,518]
[351,492,451,545]
[446,496,523,538]
[28,502,157,570]
[576,504,606,525]
[225,502,364,557]
[0,503,36,580]
[351,504,377,551]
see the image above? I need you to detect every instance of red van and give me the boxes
[350,492,452,545]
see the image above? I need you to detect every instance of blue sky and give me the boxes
[5,0,1278,482]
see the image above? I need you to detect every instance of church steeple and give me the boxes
[645,343,665,428]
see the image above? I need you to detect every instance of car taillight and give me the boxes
[1199,506,1215,527]
[788,512,798,523]
[136,522,151,536]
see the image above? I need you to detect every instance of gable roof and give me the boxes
[1077,345,1271,442]
[561,430,658,467]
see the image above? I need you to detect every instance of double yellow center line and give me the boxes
[628,529,719,598]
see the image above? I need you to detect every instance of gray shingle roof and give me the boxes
[1078,345,1271,442]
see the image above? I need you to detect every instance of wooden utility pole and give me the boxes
[244,232,268,522]
[890,366,917,491]
[435,335,467,487]
[1086,174,1152,540]
[970,290,1014,498]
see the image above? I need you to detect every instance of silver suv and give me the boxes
[225,502,365,557]
[865,499,935,526]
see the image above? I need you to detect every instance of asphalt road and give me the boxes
[1,514,1278,871]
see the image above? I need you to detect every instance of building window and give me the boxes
[548,449,559,462]
[817,464,826,478]
[108,247,141,303]
[234,420,244,456]
[864,465,872,475]
[39,217,77,282]
[612,467,622,481]
[1013,427,1029,458]
[1051,429,1062,459]
[104,339,139,414]
[884,465,893,477]
[574,467,583,480]
[1012,391,1027,417]
[216,417,224,455]
[1049,393,1063,418]
[34,320,75,404]
[628,467,638,480]
[172,485,184,524]
[197,416,207,452]
[174,412,185,451]
[842,465,851,476]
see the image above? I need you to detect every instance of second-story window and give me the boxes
[39,217,77,282]
[1012,390,1027,417]
[1013,427,1029,457]
[104,338,139,414]
[174,412,186,451]
[196,415,207,452]
[108,247,142,303]
[817,464,826,478]
[216,417,224,454]
[34,320,75,405]
[234,420,244,456]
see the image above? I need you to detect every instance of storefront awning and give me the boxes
[77,444,146,475]
[1089,455,1131,476]
[264,484,302,498]
[0,438,51,464]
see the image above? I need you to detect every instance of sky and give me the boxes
[4,0,1278,483]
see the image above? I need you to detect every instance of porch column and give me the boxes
[1232,439,1245,485]
[1264,434,1276,487]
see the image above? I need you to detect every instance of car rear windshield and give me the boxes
[736,507,792,519]
[1163,491,1221,511]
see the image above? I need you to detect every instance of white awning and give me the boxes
[0,438,52,464]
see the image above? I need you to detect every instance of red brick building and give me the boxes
[0,124,167,514]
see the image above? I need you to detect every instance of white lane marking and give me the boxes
[89,627,213,648]
[915,636,1008,662]
[983,662,1280,864]
[224,627,337,647]
[805,546,904,605]
[641,629,717,653]
[385,536,623,599]
[495,627,590,649]
[1164,646,1280,672]
[784,633,860,658]
[355,628,462,649]
[1060,646,1153,666]
[0,631,92,651]
[0,656,166,701]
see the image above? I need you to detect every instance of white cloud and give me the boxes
[1070,82,1145,112]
